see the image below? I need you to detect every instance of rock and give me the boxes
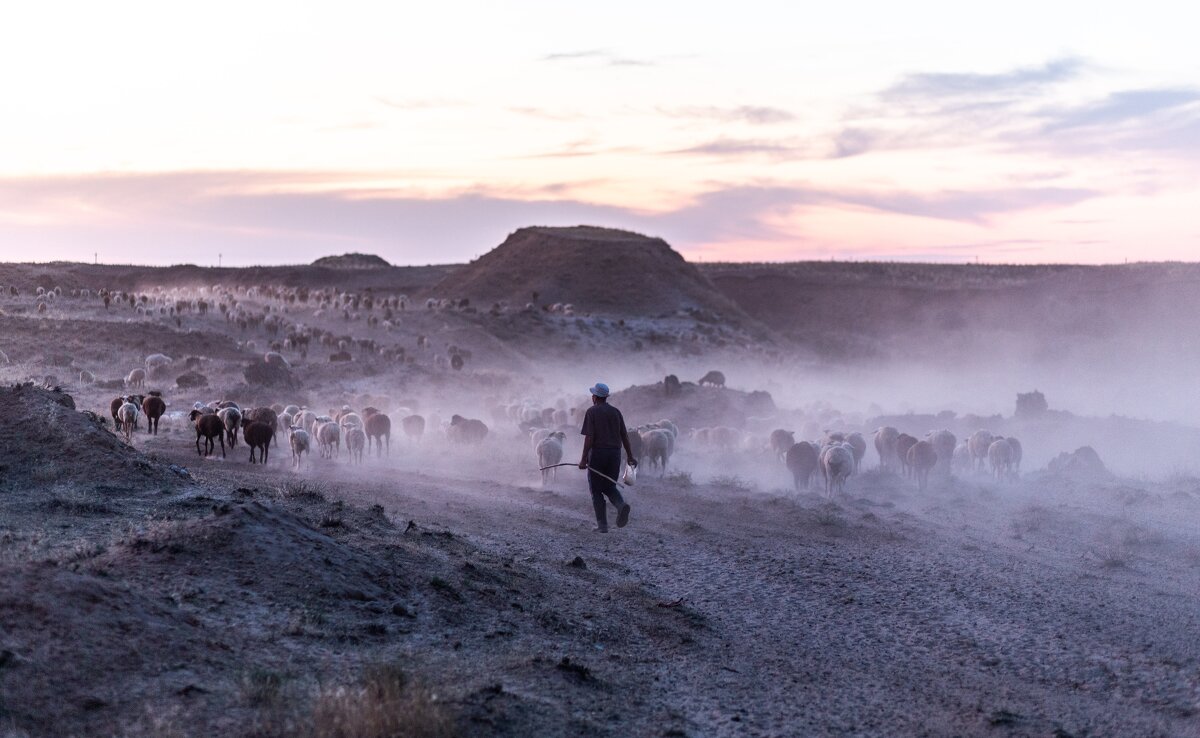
[175,371,208,389]
[567,556,587,569]
[1046,446,1109,478]
[391,602,414,618]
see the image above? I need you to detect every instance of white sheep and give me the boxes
[117,401,141,442]
[126,368,147,388]
[288,426,310,467]
[926,429,957,477]
[820,443,854,496]
[968,430,995,472]
[873,426,899,471]
[145,353,173,372]
[264,351,290,369]
[316,421,341,458]
[536,431,565,484]
[217,406,243,447]
[988,438,1015,481]
[345,426,366,464]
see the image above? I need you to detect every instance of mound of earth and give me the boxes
[429,226,752,319]
[0,384,178,491]
[613,379,776,430]
[311,252,391,269]
[1045,446,1110,478]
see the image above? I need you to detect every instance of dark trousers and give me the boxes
[587,447,625,528]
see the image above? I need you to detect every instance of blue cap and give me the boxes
[589,382,610,398]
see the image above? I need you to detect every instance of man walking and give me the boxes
[578,382,637,532]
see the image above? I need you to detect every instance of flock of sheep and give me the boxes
[772,426,1024,496]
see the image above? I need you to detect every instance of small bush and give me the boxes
[306,666,455,738]
[710,475,753,492]
[274,479,328,503]
[240,668,287,707]
[666,471,693,488]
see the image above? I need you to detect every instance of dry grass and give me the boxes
[710,474,754,492]
[305,664,456,738]
[273,478,329,503]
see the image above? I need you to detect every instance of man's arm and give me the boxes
[579,434,593,469]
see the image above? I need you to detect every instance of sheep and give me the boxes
[126,368,146,388]
[244,421,273,464]
[873,426,899,471]
[78,369,95,385]
[1007,437,1023,476]
[294,409,318,433]
[116,401,140,442]
[264,351,290,369]
[530,427,552,451]
[537,432,566,484]
[769,429,795,462]
[364,412,391,456]
[785,441,819,491]
[820,443,854,496]
[926,429,957,478]
[283,404,301,417]
[709,426,742,451]
[845,432,867,472]
[288,426,310,467]
[895,433,918,479]
[907,440,938,491]
[110,396,127,431]
[345,426,367,464]
[339,412,364,430]
[698,370,726,388]
[952,441,972,475]
[141,393,166,435]
[246,407,279,440]
[401,414,425,443]
[316,421,341,458]
[190,409,226,458]
[988,438,1015,481]
[447,415,488,444]
[968,430,995,472]
[642,429,673,475]
[145,353,173,372]
[218,406,243,447]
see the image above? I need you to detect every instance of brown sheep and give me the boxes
[190,409,226,458]
[896,433,918,479]
[364,412,391,456]
[907,440,938,491]
[401,414,425,443]
[785,441,819,491]
[244,421,273,464]
[141,393,166,435]
[246,407,279,439]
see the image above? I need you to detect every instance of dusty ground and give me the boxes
[1,247,1200,737]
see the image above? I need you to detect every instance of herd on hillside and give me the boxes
[104,361,1022,497]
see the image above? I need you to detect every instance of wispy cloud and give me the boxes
[659,105,795,125]
[1038,88,1200,131]
[539,49,655,67]
[882,57,1086,103]
[670,137,813,159]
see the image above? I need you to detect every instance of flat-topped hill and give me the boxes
[429,226,748,319]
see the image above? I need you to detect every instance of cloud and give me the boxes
[539,49,654,67]
[1039,88,1200,131]
[882,57,1085,102]
[0,172,1103,266]
[659,105,795,125]
[670,137,812,159]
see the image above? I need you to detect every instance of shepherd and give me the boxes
[578,382,638,532]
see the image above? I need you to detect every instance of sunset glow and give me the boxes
[2,1,1198,265]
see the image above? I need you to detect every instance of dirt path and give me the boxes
[135,431,1200,737]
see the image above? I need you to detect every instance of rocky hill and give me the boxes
[429,226,751,321]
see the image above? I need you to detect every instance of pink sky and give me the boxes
[0,2,1197,266]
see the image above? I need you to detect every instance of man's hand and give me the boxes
[628,458,638,468]
[578,460,588,470]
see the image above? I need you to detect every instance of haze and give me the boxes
[2,0,1199,266]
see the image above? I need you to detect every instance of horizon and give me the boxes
[1,2,1198,266]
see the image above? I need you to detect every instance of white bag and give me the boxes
[622,464,637,486]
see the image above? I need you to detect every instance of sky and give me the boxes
[1,1,1198,266]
